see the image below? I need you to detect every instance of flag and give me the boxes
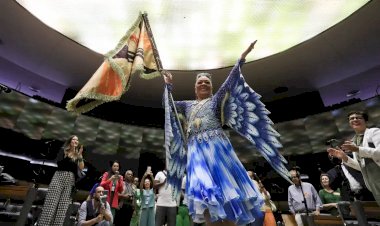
[66,12,160,113]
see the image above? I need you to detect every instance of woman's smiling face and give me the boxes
[195,76,212,100]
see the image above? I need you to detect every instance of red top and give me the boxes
[100,172,124,208]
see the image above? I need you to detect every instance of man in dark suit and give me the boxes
[327,156,374,202]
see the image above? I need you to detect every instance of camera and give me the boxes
[326,139,342,148]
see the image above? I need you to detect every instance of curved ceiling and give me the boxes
[0,0,379,110]
[17,0,368,70]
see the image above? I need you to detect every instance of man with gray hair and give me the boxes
[288,168,321,226]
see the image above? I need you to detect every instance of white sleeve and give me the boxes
[155,171,164,182]
[343,154,361,171]
[181,176,186,190]
[358,128,380,161]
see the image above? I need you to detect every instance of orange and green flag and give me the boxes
[66,12,160,113]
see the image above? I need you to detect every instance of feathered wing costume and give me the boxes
[164,59,290,224]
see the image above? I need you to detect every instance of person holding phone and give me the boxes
[100,160,124,220]
[140,170,156,226]
[77,186,113,226]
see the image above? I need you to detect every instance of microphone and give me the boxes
[326,139,340,148]
[271,183,284,193]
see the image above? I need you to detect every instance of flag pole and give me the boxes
[142,12,187,146]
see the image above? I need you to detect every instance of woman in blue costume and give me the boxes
[163,41,290,226]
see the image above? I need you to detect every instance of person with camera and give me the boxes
[77,185,113,226]
[115,169,135,226]
[327,111,380,205]
[100,160,124,220]
[140,168,156,226]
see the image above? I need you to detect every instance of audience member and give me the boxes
[115,170,135,226]
[288,168,321,226]
[77,186,113,226]
[154,167,177,226]
[246,170,264,226]
[327,111,380,205]
[258,180,277,226]
[130,176,142,226]
[176,174,191,226]
[326,155,374,202]
[38,135,85,225]
[100,161,124,219]
[318,173,341,216]
[140,171,155,226]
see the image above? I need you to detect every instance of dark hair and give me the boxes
[320,173,329,182]
[107,160,121,176]
[320,173,331,187]
[143,177,154,189]
[347,111,369,121]
[290,166,301,176]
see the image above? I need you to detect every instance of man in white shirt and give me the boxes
[154,168,177,226]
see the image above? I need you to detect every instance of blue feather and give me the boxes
[222,66,291,184]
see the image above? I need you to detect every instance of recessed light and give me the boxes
[29,86,40,93]
[346,90,360,98]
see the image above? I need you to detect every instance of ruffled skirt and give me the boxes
[185,129,263,225]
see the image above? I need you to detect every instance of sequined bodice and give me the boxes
[186,98,221,137]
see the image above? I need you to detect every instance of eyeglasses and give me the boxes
[348,116,364,121]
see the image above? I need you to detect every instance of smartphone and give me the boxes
[147,166,152,173]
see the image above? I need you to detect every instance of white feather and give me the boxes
[239,92,249,101]
[247,123,259,137]
[257,139,275,156]
[229,118,236,125]
[245,101,256,111]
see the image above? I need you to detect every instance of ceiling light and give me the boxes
[346,90,360,98]
[29,86,40,93]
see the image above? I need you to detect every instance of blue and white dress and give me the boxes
[164,59,290,225]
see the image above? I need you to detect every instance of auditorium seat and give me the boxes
[337,201,380,226]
